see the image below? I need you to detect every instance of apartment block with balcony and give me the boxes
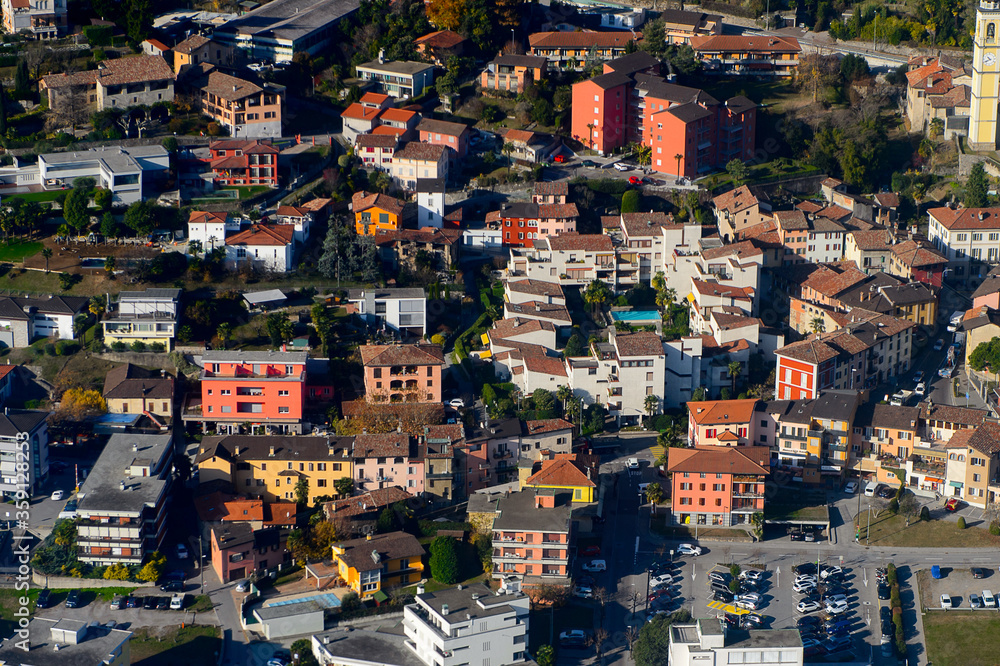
[352,432,424,495]
[480,54,548,93]
[529,31,638,70]
[211,521,290,584]
[767,390,860,485]
[491,488,573,587]
[356,59,435,99]
[186,350,307,434]
[927,205,1000,284]
[196,434,353,504]
[946,422,1000,508]
[102,288,181,350]
[208,139,279,188]
[0,409,49,497]
[348,287,426,337]
[687,398,761,447]
[195,69,284,139]
[1,0,66,38]
[668,445,769,528]
[421,424,460,503]
[463,418,522,493]
[75,433,173,565]
[361,343,445,404]
[690,35,802,77]
[403,583,530,666]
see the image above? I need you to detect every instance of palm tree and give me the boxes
[674,153,683,178]
[728,360,743,395]
[583,279,611,317]
[556,385,572,416]
[587,123,596,151]
[88,295,106,319]
[810,317,826,334]
[643,394,658,424]
[645,482,664,513]
[41,247,52,272]
[502,142,514,175]
[217,322,233,349]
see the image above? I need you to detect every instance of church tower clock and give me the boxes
[970,1,1000,150]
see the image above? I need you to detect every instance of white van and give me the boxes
[864,481,878,497]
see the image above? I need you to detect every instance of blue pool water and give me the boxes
[611,310,660,322]
[267,593,342,609]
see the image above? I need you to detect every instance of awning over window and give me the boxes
[949,481,964,488]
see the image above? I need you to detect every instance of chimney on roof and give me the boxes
[269,446,275,457]
[535,303,541,312]
[378,49,385,64]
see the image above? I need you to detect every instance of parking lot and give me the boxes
[35,587,213,628]
[920,565,1000,611]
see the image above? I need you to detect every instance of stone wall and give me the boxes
[32,570,155,589]
[94,351,177,371]
[957,153,1000,178]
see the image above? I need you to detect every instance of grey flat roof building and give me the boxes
[0,617,132,666]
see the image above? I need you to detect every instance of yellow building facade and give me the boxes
[969,1,1000,150]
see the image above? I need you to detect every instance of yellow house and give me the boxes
[521,457,596,503]
[327,531,424,598]
[195,435,353,504]
[352,190,413,236]
[103,363,174,419]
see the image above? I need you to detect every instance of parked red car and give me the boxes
[945,498,961,512]
[628,175,642,185]
[580,545,601,557]
[553,154,567,163]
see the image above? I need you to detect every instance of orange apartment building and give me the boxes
[570,53,755,177]
[667,445,769,528]
[491,488,574,587]
[352,190,414,236]
[690,35,802,77]
[480,54,548,93]
[186,350,307,434]
[687,398,761,447]
[360,343,445,404]
[195,69,283,139]
[529,31,640,70]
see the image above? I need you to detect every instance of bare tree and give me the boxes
[625,625,640,655]
[590,627,609,659]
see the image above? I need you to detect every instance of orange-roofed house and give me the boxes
[690,34,801,77]
[360,343,445,404]
[529,31,640,69]
[521,457,596,502]
[413,29,468,65]
[352,190,414,236]
[668,445,770,528]
[275,204,313,242]
[208,139,279,188]
[687,399,760,447]
[224,224,295,272]
[187,210,239,250]
[340,96,392,142]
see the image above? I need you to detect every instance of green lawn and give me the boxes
[223,186,270,199]
[0,240,42,262]
[923,612,1000,666]
[130,625,222,666]
[4,190,65,203]
[765,503,830,522]
[856,512,1000,547]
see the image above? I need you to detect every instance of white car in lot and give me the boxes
[735,592,762,604]
[984,590,997,608]
[825,599,849,615]
[844,481,858,494]
[795,574,818,584]
[572,585,593,599]
[582,559,607,572]
[823,593,848,605]
[613,162,630,172]
[915,382,927,396]
[49,490,64,501]
[734,599,760,611]
[740,570,764,581]
[650,574,677,587]
[797,599,822,613]
[820,566,843,580]
[626,457,640,470]
[793,580,817,593]
[941,594,953,609]
[677,543,702,556]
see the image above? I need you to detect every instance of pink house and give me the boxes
[417,117,470,160]
[352,432,425,495]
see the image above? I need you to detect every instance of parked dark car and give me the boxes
[797,616,821,630]
[789,531,805,541]
[125,596,139,609]
[878,584,890,600]
[741,614,763,628]
[156,597,170,610]
[35,589,51,609]
[881,620,893,639]
[793,563,817,575]
[65,590,80,608]
[877,485,895,499]
[880,606,891,623]
[109,595,125,610]
[972,567,987,579]
[160,581,184,592]
[713,589,734,603]
[143,596,158,610]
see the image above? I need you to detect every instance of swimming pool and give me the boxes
[611,310,660,322]
[266,592,342,609]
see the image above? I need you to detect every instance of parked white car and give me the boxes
[795,574,818,584]
[820,566,843,579]
[582,559,607,572]
[613,162,630,172]
[793,580,817,593]
[984,590,997,608]
[797,600,822,613]
[740,569,764,581]
[941,594,953,609]
[734,599,760,611]
[49,490,64,501]
[677,543,702,556]
[844,481,858,494]
[650,574,676,587]
[825,600,849,614]
[626,458,640,470]
[736,592,762,604]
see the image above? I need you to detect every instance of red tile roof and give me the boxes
[928,206,1000,231]
[667,445,770,475]
[522,355,568,377]
[530,31,642,49]
[352,190,408,217]
[414,30,467,49]
[360,343,445,367]
[713,185,761,215]
[526,458,595,488]
[688,398,759,425]
[188,210,228,225]
[395,141,447,162]
[225,224,294,247]
[690,34,800,53]
[340,103,381,121]
[891,240,947,268]
[546,233,614,252]
[323,486,414,519]
[95,55,174,87]
[523,418,574,435]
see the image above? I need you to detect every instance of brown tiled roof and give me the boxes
[873,193,901,208]
[891,240,947,268]
[395,142,447,162]
[850,230,891,251]
[323,486,413,519]
[803,265,868,297]
[667,445,770,475]
[103,363,174,400]
[776,337,840,365]
[209,139,278,154]
[546,233,614,252]
[333,531,424,572]
[276,205,308,218]
[414,30,466,49]
[712,312,761,331]
[188,210,229,225]
[526,458,595,488]
[174,34,210,54]
[355,133,398,149]
[814,205,852,222]
[529,31,641,48]
[944,429,975,450]
[522,355,568,377]
[775,210,808,231]
[40,70,97,89]
[504,300,571,323]
[490,317,556,342]
[967,422,1000,456]
[95,55,174,87]
[373,227,463,246]
[621,212,675,236]
[417,117,469,137]
[225,224,294,247]
[687,398,759,425]
[538,203,579,219]
[795,201,823,214]
[928,206,1000,231]
[921,403,990,428]
[713,185,761,215]
[360,92,391,105]
[359,343,445,367]
[691,279,753,300]
[201,71,263,101]
[523,418,573,435]
[504,128,535,144]
[379,108,420,124]
[506,279,564,299]
[615,331,664,357]
[352,432,413,459]
[352,190,407,217]
[534,182,569,197]
[691,34,800,53]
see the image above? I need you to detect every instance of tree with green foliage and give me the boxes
[62,187,91,235]
[564,332,585,357]
[634,610,692,666]
[123,200,156,237]
[621,189,641,213]
[532,388,555,418]
[216,322,232,349]
[103,563,130,580]
[919,505,930,521]
[13,59,28,97]
[290,638,319,666]
[429,536,460,584]
[957,516,967,529]
[294,477,309,505]
[726,159,749,185]
[334,477,354,497]
[840,53,870,81]
[376,506,396,533]
[645,482,663,507]
[41,247,52,272]
[93,189,113,213]
[0,84,7,136]
[100,213,117,239]
[969,337,1000,377]
[137,551,167,582]
[728,361,742,394]
[966,162,989,208]
[265,312,294,347]
[583,279,612,316]
[536,645,555,666]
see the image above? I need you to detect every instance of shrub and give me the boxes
[55,340,79,356]
[103,563,130,580]
[44,343,56,356]
[130,341,146,352]
[110,341,127,352]
[888,498,898,513]
[429,536,460,584]
[887,563,897,587]
[919,506,930,521]
[991,520,1000,536]
[150,342,165,352]
[957,516,967,529]
[340,591,362,613]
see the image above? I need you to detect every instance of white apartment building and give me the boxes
[927,206,1000,278]
[347,287,427,337]
[188,210,241,250]
[76,433,173,565]
[566,330,665,425]
[507,234,616,287]
[0,409,50,498]
[669,619,803,666]
[403,583,530,666]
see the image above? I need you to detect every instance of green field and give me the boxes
[0,240,42,262]
[923,612,1000,666]
[130,625,222,666]
[4,190,65,203]
[856,512,1000,547]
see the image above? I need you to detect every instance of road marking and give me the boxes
[926,558,943,561]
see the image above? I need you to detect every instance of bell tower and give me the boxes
[970,1,1000,150]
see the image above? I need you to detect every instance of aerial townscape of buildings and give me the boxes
[5,0,1000,664]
